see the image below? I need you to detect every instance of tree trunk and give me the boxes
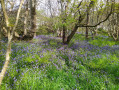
[86,27,88,39]
[0,29,1,41]
[65,24,78,44]
[0,28,1,50]
[0,0,11,86]
[62,24,66,43]
[0,36,11,86]
[0,0,24,86]
[23,1,28,36]
[30,0,36,37]
[0,16,2,42]
[86,7,89,39]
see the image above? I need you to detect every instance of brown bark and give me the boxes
[86,27,88,39]
[65,24,78,44]
[65,0,114,44]
[86,6,89,39]
[30,0,36,37]
[63,25,66,43]
[59,29,62,37]
[0,16,2,41]
[60,0,70,44]
[24,1,29,36]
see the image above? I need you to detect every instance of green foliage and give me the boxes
[9,17,15,27]
[89,36,117,47]
[8,16,24,35]
[98,28,103,31]
[49,40,57,46]
[73,34,85,41]
[0,44,6,73]
[23,52,51,66]
[97,28,108,35]
[88,54,115,69]
[1,33,119,89]
[37,26,48,35]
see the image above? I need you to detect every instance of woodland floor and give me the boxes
[0,34,119,90]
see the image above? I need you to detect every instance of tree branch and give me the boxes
[77,1,114,28]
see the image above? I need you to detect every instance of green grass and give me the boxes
[0,34,119,90]
[89,36,119,47]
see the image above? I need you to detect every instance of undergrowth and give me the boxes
[0,34,119,90]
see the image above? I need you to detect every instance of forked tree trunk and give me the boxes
[0,0,11,86]
[60,1,70,44]
[63,1,97,44]
[0,0,24,86]
[65,24,78,44]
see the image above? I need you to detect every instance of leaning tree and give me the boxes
[57,0,115,44]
